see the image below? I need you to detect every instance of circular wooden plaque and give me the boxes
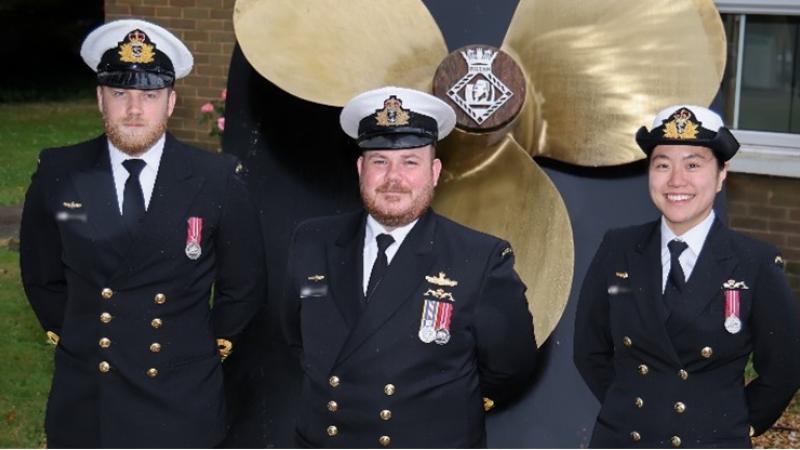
[433,45,525,133]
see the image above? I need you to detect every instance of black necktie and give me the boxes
[664,239,689,310]
[122,159,147,233]
[366,233,395,300]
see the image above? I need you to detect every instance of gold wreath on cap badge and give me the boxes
[663,108,699,140]
[375,95,410,127]
[119,29,155,64]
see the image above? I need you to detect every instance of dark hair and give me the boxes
[647,147,725,171]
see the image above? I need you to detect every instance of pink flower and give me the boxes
[200,102,214,113]
[220,89,227,101]
[217,117,225,132]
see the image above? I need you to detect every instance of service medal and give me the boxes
[418,326,436,343]
[435,328,451,345]
[185,217,203,260]
[185,242,202,260]
[723,281,745,335]
[724,315,742,334]
[418,300,438,343]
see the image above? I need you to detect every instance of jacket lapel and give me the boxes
[111,135,205,283]
[334,210,437,368]
[326,212,367,330]
[666,219,738,336]
[69,136,129,261]
[627,221,681,365]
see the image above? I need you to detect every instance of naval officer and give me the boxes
[282,86,538,448]
[574,105,800,448]
[19,19,266,447]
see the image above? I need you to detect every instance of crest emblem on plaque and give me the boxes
[446,47,513,125]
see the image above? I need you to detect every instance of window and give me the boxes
[714,1,800,177]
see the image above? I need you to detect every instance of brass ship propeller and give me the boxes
[233,0,726,345]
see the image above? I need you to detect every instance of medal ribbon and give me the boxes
[421,300,437,329]
[724,289,740,319]
[435,301,453,331]
[187,217,203,246]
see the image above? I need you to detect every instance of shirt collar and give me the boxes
[365,214,418,247]
[107,134,166,170]
[660,210,715,255]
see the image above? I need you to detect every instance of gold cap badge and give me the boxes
[663,108,699,140]
[118,29,156,64]
[375,95,410,127]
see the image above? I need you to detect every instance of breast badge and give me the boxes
[419,272,458,345]
[62,201,83,209]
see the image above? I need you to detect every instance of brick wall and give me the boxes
[727,173,800,299]
[104,0,235,151]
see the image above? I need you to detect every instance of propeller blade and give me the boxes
[234,0,449,106]
[503,0,726,166]
[433,132,574,345]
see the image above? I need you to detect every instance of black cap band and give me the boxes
[357,110,438,150]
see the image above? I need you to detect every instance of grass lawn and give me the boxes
[0,100,103,206]
[0,248,51,448]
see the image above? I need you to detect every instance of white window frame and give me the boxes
[715,0,800,178]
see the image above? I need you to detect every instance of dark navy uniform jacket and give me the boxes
[282,209,537,448]
[20,134,266,448]
[574,218,800,448]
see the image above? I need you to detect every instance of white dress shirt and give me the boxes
[362,215,417,296]
[660,210,715,293]
[108,135,165,214]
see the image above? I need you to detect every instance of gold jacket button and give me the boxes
[634,397,644,408]
[149,342,162,353]
[678,369,688,380]
[151,318,163,329]
[154,293,167,304]
[674,402,686,413]
[100,312,113,323]
[101,288,114,299]
[380,409,392,421]
[326,425,338,437]
[630,431,641,442]
[327,401,338,412]
[379,435,391,447]
[384,384,396,396]
[637,364,649,375]
[701,346,713,358]
[623,336,633,347]
[671,435,682,447]
[147,368,159,378]
[329,376,340,388]
[99,361,111,373]
[99,337,111,349]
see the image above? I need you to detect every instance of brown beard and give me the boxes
[104,117,167,156]
[361,180,434,228]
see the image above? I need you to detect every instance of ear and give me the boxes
[356,155,364,178]
[167,89,177,117]
[432,157,442,187]
[716,162,729,192]
[96,86,104,115]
